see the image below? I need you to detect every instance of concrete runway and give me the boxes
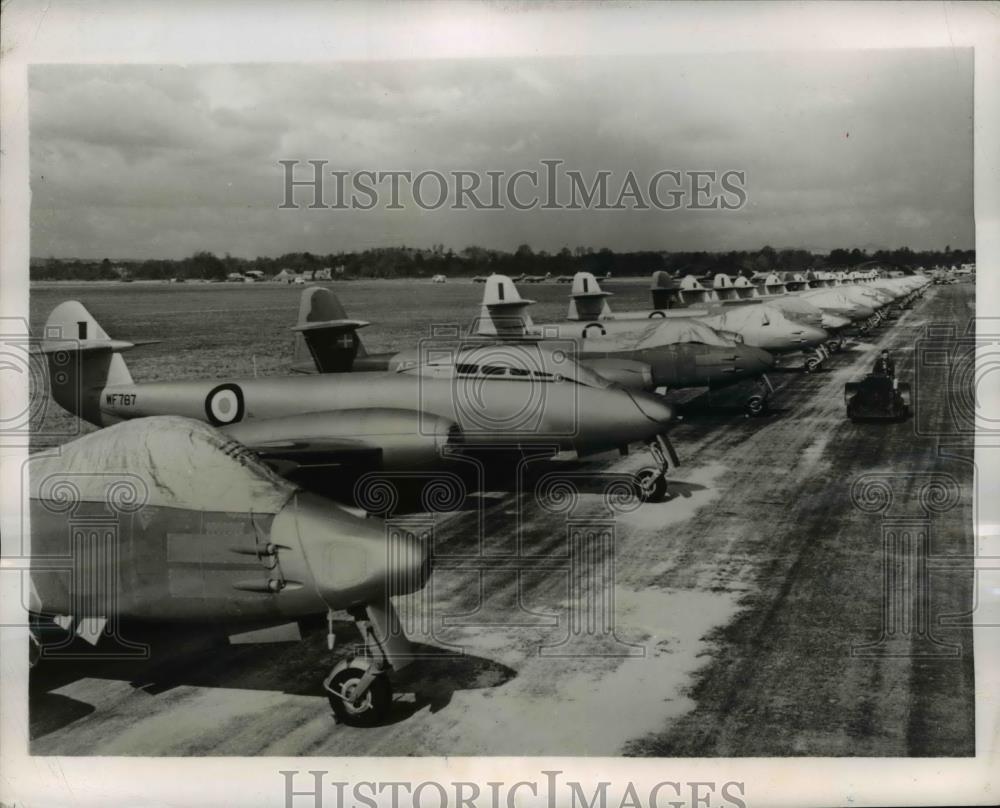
[29,283,975,756]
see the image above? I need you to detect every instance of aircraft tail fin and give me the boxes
[567,271,614,320]
[41,301,138,425]
[731,275,761,299]
[475,274,535,337]
[291,286,370,373]
[650,271,719,309]
[649,270,680,310]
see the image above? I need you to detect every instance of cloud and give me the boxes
[29,50,973,259]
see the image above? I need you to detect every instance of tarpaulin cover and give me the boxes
[30,415,297,514]
[636,319,734,349]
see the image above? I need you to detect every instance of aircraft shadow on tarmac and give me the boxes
[768,364,833,375]
[674,400,791,420]
[659,478,708,501]
[342,459,712,517]
[29,622,516,737]
[29,691,97,741]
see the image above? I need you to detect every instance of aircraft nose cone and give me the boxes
[274,492,430,609]
[572,385,673,455]
[747,346,775,371]
[383,526,432,596]
[802,325,829,347]
[628,389,675,427]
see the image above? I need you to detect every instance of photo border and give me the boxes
[2,2,998,806]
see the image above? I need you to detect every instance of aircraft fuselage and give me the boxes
[89,370,669,458]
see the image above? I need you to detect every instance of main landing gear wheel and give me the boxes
[326,662,392,727]
[745,394,768,417]
[633,467,668,503]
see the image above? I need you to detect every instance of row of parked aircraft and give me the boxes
[472,271,613,284]
[28,268,931,724]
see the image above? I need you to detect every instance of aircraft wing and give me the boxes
[717,298,765,308]
[221,409,460,482]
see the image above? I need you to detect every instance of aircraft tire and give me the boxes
[327,666,392,727]
[745,395,768,417]
[633,468,668,503]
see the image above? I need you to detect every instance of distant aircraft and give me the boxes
[42,299,678,501]
[557,271,609,284]
[673,269,928,339]
[28,415,428,725]
[564,272,831,372]
[469,276,777,418]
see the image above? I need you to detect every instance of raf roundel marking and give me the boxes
[648,310,666,319]
[582,322,607,339]
[205,383,245,426]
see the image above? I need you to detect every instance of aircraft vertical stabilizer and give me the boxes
[475,274,535,337]
[41,300,146,425]
[566,272,614,320]
[291,286,370,373]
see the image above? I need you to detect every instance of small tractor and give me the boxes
[844,373,911,422]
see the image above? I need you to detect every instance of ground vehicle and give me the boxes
[844,374,911,421]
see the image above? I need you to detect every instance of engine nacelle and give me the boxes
[224,408,462,471]
[582,358,653,391]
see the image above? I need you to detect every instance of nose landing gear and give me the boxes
[744,374,774,418]
[324,605,396,727]
[804,345,828,374]
[633,433,679,503]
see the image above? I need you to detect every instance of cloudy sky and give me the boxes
[29,49,973,259]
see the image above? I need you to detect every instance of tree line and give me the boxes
[30,244,976,282]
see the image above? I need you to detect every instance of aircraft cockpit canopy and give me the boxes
[404,342,611,388]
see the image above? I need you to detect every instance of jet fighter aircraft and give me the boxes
[689,271,853,349]
[28,415,429,725]
[800,287,878,332]
[42,300,678,501]
[291,280,774,418]
[477,275,778,415]
[586,270,869,358]
[561,271,829,374]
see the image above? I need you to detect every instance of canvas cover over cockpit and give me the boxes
[804,289,861,308]
[29,416,297,514]
[714,305,787,330]
[635,319,735,350]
